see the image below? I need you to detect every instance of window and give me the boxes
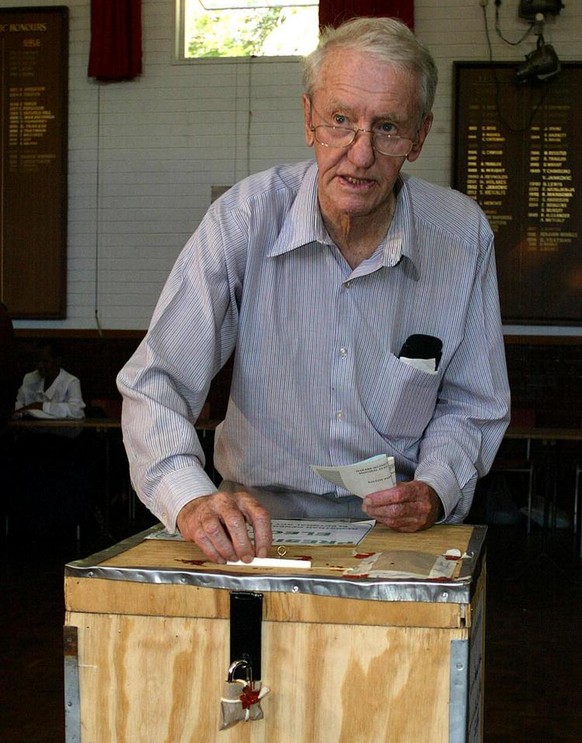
[178,0,319,59]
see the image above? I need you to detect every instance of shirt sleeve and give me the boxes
[43,376,86,419]
[15,384,26,411]
[15,372,38,411]
[414,234,510,522]
[117,207,245,532]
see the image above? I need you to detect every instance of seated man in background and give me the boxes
[118,17,510,564]
[9,341,89,545]
[14,340,85,420]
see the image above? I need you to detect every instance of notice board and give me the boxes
[453,62,581,325]
[0,7,68,319]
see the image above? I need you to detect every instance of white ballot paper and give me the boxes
[311,454,396,498]
[259,519,374,546]
[147,519,375,546]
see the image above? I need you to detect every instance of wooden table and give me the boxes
[7,416,221,529]
[504,426,582,559]
[505,426,582,443]
[9,416,122,429]
[7,417,127,543]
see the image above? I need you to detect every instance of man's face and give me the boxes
[36,347,60,379]
[303,48,432,230]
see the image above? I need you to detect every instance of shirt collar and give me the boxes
[382,174,419,275]
[267,162,328,257]
[267,165,420,278]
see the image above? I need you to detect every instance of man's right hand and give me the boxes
[176,488,272,564]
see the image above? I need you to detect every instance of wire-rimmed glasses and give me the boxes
[310,124,414,157]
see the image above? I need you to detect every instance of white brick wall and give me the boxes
[4,0,581,333]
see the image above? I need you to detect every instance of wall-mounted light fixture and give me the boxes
[518,0,564,22]
[516,6,562,83]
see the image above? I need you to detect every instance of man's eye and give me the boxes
[378,122,396,134]
[332,114,348,126]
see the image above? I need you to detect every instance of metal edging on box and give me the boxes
[63,625,81,743]
[449,638,469,743]
[65,525,486,604]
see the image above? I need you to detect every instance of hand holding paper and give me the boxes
[311,454,396,498]
[312,456,441,532]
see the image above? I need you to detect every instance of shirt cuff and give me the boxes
[414,463,461,523]
[152,467,218,533]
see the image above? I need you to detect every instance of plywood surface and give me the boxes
[64,527,485,742]
[65,578,466,628]
[96,523,476,575]
[65,524,483,628]
[67,611,465,743]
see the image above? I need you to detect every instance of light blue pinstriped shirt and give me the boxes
[118,160,510,531]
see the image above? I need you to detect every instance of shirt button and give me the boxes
[339,347,348,358]
[336,410,344,421]
[344,280,352,288]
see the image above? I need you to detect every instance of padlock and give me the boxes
[227,658,252,685]
[220,657,268,729]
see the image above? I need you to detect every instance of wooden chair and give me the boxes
[491,409,537,533]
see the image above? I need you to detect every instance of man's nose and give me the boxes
[348,129,375,166]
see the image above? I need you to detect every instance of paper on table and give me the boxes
[343,550,459,580]
[147,519,375,546]
[22,409,63,420]
[264,518,375,546]
[311,454,396,498]
[226,556,312,568]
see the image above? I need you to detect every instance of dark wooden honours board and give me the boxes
[0,7,68,318]
[453,62,581,325]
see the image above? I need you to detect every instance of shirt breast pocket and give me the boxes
[364,353,442,440]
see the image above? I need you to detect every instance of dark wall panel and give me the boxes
[0,7,68,318]
[454,62,581,325]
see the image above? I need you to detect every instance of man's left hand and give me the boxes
[21,402,43,412]
[362,481,442,532]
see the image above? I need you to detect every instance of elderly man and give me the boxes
[118,17,510,564]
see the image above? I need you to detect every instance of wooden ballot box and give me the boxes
[64,523,486,743]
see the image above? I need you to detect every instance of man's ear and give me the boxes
[407,112,433,163]
[302,94,315,147]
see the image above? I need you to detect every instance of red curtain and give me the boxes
[88,0,142,82]
[319,1,414,30]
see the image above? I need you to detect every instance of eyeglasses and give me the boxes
[310,124,414,157]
